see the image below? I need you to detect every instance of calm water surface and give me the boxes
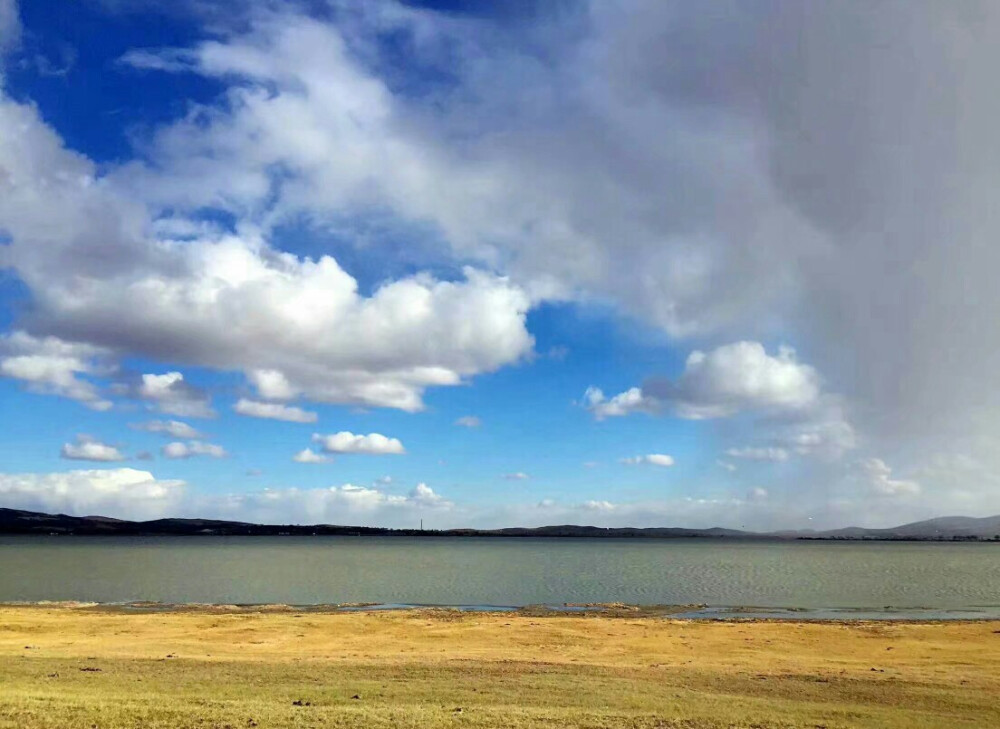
[2,536,999,611]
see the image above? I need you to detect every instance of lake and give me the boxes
[2,536,999,617]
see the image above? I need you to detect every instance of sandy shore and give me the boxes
[1,604,998,728]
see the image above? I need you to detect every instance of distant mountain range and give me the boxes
[3,507,1000,540]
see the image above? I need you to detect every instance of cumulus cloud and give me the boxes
[233,398,317,423]
[725,447,790,463]
[213,482,451,527]
[135,372,215,418]
[455,415,482,428]
[60,435,126,462]
[161,440,227,459]
[409,482,447,507]
[246,370,298,401]
[591,343,821,421]
[502,472,530,481]
[0,468,184,520]
[0,89,533,413]
[131,419,203,439]
[311,431,405,455]
[108,7,798,339]
[292,448,330,464]
[0,333,113,411]
[0,466,449,527]
[860,458,921,497]
[658,343,820,418]
[620,454,675,467]
[583,387,653,420]
[589,342,855,460]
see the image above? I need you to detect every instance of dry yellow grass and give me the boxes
[1,605,998,728]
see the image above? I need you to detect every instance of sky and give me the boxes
[1,0,999,530]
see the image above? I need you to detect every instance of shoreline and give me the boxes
[5,599,1000,622]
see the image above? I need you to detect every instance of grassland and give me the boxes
[1,604,998,728]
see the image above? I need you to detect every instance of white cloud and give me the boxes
[0,333,113,411]
[0,468,185,520]
[725,447,790,463]
[0,0,20,56]
[503,472,530,480]
[620,454,675,467]
[860,458,921,497]
[589,342,855,462]
[581,500,617,512]
[246,369,299,401]
[0,463,973,533]
[587,343,821,420]
[60,435,126,462]
[656,342,821,420]
[136,372,215,418]
[409,482,446,507]
[717,460,737,472]
[292,448,330,464]
[455,415,482,428]
[0,90,533,413]
[0,469,423,539]
[161,440,227,459]
[311,431,405,455]
[213,482,452,527]
[583,386,653,420]
[131,419,203,439]
[233,398,317,423]
[108,8,797,341]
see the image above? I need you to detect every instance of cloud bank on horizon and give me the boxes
[0,0,999,529]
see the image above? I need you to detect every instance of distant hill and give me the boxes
[2,507,1000,540]
[801,515,1000,540]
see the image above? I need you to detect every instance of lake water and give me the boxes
[2,536,1000,616]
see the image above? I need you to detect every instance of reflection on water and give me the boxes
[2,535,999,611]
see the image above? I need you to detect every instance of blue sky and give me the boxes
[1,0,999,529]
